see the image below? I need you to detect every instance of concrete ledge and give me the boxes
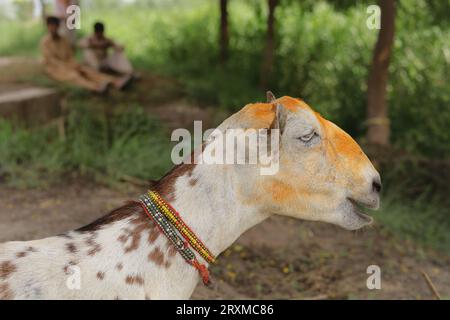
[0,86,62,127]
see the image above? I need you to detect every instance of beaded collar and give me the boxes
[139,190,215,285]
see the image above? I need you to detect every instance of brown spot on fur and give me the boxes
[117,234,127,243]
[97,271,105,280]
[189,178,197,186]
[73,173,191,239]
[153,163,196,202]
[145,295,151,300]
[168,245,177,257]
[0,261,17,280]
[125,275,144,286]
[117,216,159,254]
[65,243,77,254]
[87,246,101,256]
[63,261,78,274]
[85,233,102,256]
[148,229,160,244]
[68,167,195,252]
[122,220,150,253]
[116,263,123,271]
[16,252,27,258]
[148,247,165,266]
[26,247,37,252]
[0,283,14,300]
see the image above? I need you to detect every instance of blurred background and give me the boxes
[0,0,449,299]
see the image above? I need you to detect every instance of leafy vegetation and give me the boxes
[377,193,450,253]
[1,0,448,156]
[0,103,173,188]
[77,0,450,157]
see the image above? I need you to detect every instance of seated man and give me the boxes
[79,22,133,76]
[40,16,131,93]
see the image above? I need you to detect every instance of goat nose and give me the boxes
[372,178,382,194]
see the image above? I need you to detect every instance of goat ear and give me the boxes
[270,102,287,134]
[266,91,276,103]
[266,91,287,132]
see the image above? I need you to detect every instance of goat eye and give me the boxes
[298,131,315,142]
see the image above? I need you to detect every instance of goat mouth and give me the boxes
[347,198,375,224]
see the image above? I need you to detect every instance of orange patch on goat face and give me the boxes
[334,130,364,160]
[241,98,312,129]
[314,114,370,185]
[320,117,367,166]
[264,179,296,202]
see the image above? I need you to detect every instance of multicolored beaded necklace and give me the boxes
[139,190,215,285]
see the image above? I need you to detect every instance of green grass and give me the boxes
[377,192,450,253]
[0,102,173,188]
[0,19,43,57]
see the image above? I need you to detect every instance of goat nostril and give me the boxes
[372,180,382,193]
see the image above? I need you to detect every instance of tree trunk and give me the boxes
[260,0,278,90]
[366,0,396,146]
[219,0,229,64]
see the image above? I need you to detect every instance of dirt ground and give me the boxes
[1,182,449,300]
